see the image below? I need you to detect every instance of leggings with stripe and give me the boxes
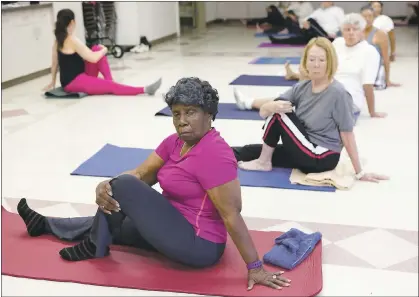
[269,18,334,45]
[233,112,340,173]
[45,174,225,268]
[64,45,145,96]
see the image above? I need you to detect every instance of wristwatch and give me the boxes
[355,170,364,180]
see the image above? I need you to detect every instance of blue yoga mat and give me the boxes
[254,32,298,38]
[250,57,301,65]
[155,103,262,121]
[71,144,335,192]
[230,75,297,87]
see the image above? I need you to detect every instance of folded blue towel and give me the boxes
[263,228,322,270]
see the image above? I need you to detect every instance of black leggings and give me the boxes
[269,18,334,45]
[246,17,268,26]
[233,112,340,174]
[246,15,287,32]
[409,5,419,24]
[45,174,225,268]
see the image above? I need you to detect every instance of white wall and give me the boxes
[2,2,85,83]
[115,2,178,45]
[52,2,85,43]
[311,2,410,17]
[248,2,277,18]
[205,2,217,23]
[115,2,140,45]
[216,2,249,19]
[205,1,410,19]
[2,4,55,82]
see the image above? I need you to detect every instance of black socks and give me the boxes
[18,198,109,262]
[17,198,46,237]
[59,238,110,261]
[59,237,99,261]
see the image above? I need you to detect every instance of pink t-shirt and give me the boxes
[155,128,238,243]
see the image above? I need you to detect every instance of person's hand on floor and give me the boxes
[390,53,396,62]
[247,267,291,290]
[95,179,120,214]
[359,173,390,183]
[370,111,387,118]
[42,81,55,91]
[386,81,401,87]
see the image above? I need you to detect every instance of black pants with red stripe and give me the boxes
[233,112,340,174]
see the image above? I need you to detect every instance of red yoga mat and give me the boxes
[2,208,323,296]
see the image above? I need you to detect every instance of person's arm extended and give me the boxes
[362,47,386,117]
[363,84,376,116]
[119,152,164,186]
[70,36,107,63]
[207,179,259,265]
[50,41,59,85]
[376,30,390,82]
[340,132,362,174]
[388,29,396,59]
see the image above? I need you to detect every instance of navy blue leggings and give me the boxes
[46,174,225,268]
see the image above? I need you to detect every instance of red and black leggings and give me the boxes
[233,112,341,174]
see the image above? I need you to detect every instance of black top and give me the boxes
[58,51,85,87]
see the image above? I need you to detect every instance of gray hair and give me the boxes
[164,77,219,120]
[342,13,367,31]
[360,5,374,13]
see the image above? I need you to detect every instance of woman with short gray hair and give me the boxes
[17,77,292,291]
[333,13,387,118]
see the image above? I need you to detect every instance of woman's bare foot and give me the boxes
[238,159,273,171]
[279,28,289,34]
[284,62,296,80]
[256,23,264,33]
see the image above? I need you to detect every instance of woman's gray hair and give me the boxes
[360,5,374,13]
[164,77,219,120]
[342,13,367,31]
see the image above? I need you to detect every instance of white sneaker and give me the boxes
[137,44,149,53]
[234,88,252,110]
[130,45,141,53]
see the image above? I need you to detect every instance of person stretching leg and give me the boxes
[236,13,387,119]
[43,9,161,96]
[236,37,388,183]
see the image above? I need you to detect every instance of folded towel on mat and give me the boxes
[263,228,322,270]
[289,156,366,190]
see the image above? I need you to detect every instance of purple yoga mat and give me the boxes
[258,42,305,48]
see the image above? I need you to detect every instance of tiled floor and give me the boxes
[2,25,418,296]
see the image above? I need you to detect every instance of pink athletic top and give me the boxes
[155,128,238,243]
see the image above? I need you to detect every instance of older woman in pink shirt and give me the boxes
[17,77,290,291]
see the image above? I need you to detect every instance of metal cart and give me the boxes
[82,1,124,58]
